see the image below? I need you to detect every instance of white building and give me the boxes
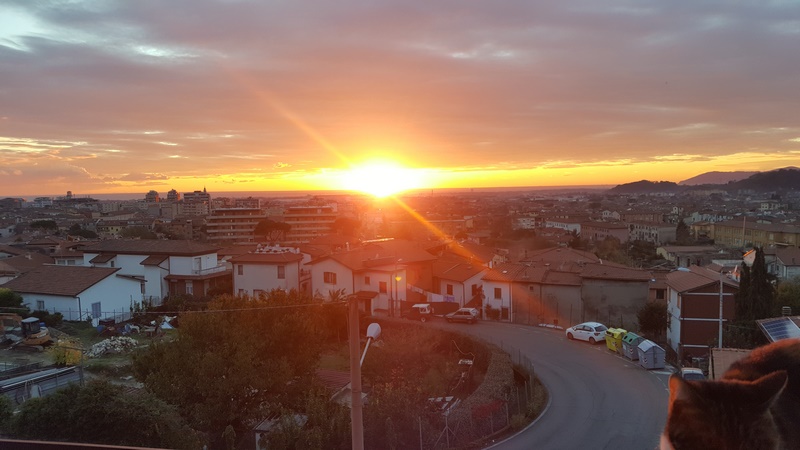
[81,239,230,304]
[230,245,306,297]
[1,265,144,322]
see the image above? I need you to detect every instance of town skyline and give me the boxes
[3,1,800,196]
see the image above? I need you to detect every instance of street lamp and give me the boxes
[349,297,382,450]
[394,274,402,317]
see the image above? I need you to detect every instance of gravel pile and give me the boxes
[86,336,139,358]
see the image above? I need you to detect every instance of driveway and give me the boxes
[445,321,671,450]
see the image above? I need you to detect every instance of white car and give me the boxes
[565,322,608,344]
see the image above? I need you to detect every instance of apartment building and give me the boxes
[206,207,267,244]
[712,219,800,248]
[281,204,339,244]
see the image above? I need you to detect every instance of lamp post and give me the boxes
[394,274,402,317]
[349,296,382,450]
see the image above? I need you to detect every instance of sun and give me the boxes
[341,160,424,198]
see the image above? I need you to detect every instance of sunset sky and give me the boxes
[2,0,800,197]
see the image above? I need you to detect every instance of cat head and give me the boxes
[661,370,788,450]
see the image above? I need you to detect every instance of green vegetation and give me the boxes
[637,301,668,341]
[727,247,774,348]
[0,288,27,314]
[29,219,58,231]
[9,380,202,449]
[132,292,329,449]
[119,226,157,239]
[254,218,291,243]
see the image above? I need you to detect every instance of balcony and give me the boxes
[192,265,228,276]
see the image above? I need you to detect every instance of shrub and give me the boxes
[31,310,63,328]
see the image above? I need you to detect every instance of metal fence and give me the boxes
[420,340,540,449]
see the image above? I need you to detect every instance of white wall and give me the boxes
[311,258,353,300]
[482,279,511,311]
[234,261,300,295]
[666,289,681,354]
[22,275,142,322]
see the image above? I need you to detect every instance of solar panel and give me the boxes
[757,317,800,342]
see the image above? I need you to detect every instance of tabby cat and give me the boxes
[661,338,800,450]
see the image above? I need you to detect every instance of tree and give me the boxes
[330,217,361,238]
[68,223,98,239]
[728,248,774,348]
[0,288,26,314]
[775,277,800,316]
[637,301,668,341]
[735,263,752,320]
[749,247,775,320]
[120,226,157,239]
[567,230,588,250]
[10,380,202,449]
[254,219,291,243]
[29,219,58,232]
[675,220,692,245]
[132,291,326,448]
[593,236,633,266]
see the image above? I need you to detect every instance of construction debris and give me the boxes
[86,336,139,358]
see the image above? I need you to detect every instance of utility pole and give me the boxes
[349,296,364,450]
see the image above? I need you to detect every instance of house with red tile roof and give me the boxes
[306,238,437,315]
[481,256,653,328]
[80,239,231,304]
[1,265,144,322]
[431,256,489,308]
[0,252,54,284]
[665,266,738,362]
[230,245,307,297]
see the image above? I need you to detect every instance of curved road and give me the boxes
[442,321,670,450]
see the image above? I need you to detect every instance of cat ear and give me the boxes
[751,370,788,410]
[668,374,694,408]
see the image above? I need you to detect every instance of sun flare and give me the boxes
[341,161,423,197]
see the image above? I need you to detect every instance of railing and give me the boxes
[191,265,229,276]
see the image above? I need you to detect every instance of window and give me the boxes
[365,276,371,285]
[494,287,502,299]
[36,300,45,311]
[324,272,337,284]
[656,289,666,300]
[277,265,285,279]
[379,281,388,293]
[238,265,243,276]
[446,284,453,295]
[186,282,193,295]
[110,261,115,268]
[254,289,266,298]
[471,284,479,295]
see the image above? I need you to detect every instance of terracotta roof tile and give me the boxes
[1,265,121,296]
[81,239,219,256]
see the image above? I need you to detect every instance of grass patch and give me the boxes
[56,321,100,344]
[84,356,134,378]
[318,344,350,371]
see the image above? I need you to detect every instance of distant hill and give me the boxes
[728,167,800,191]
[679,171,758,185]
[607,180,684,194]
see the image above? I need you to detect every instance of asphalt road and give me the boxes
[443,321,671,450]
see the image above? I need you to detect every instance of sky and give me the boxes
[2,0,800,197]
